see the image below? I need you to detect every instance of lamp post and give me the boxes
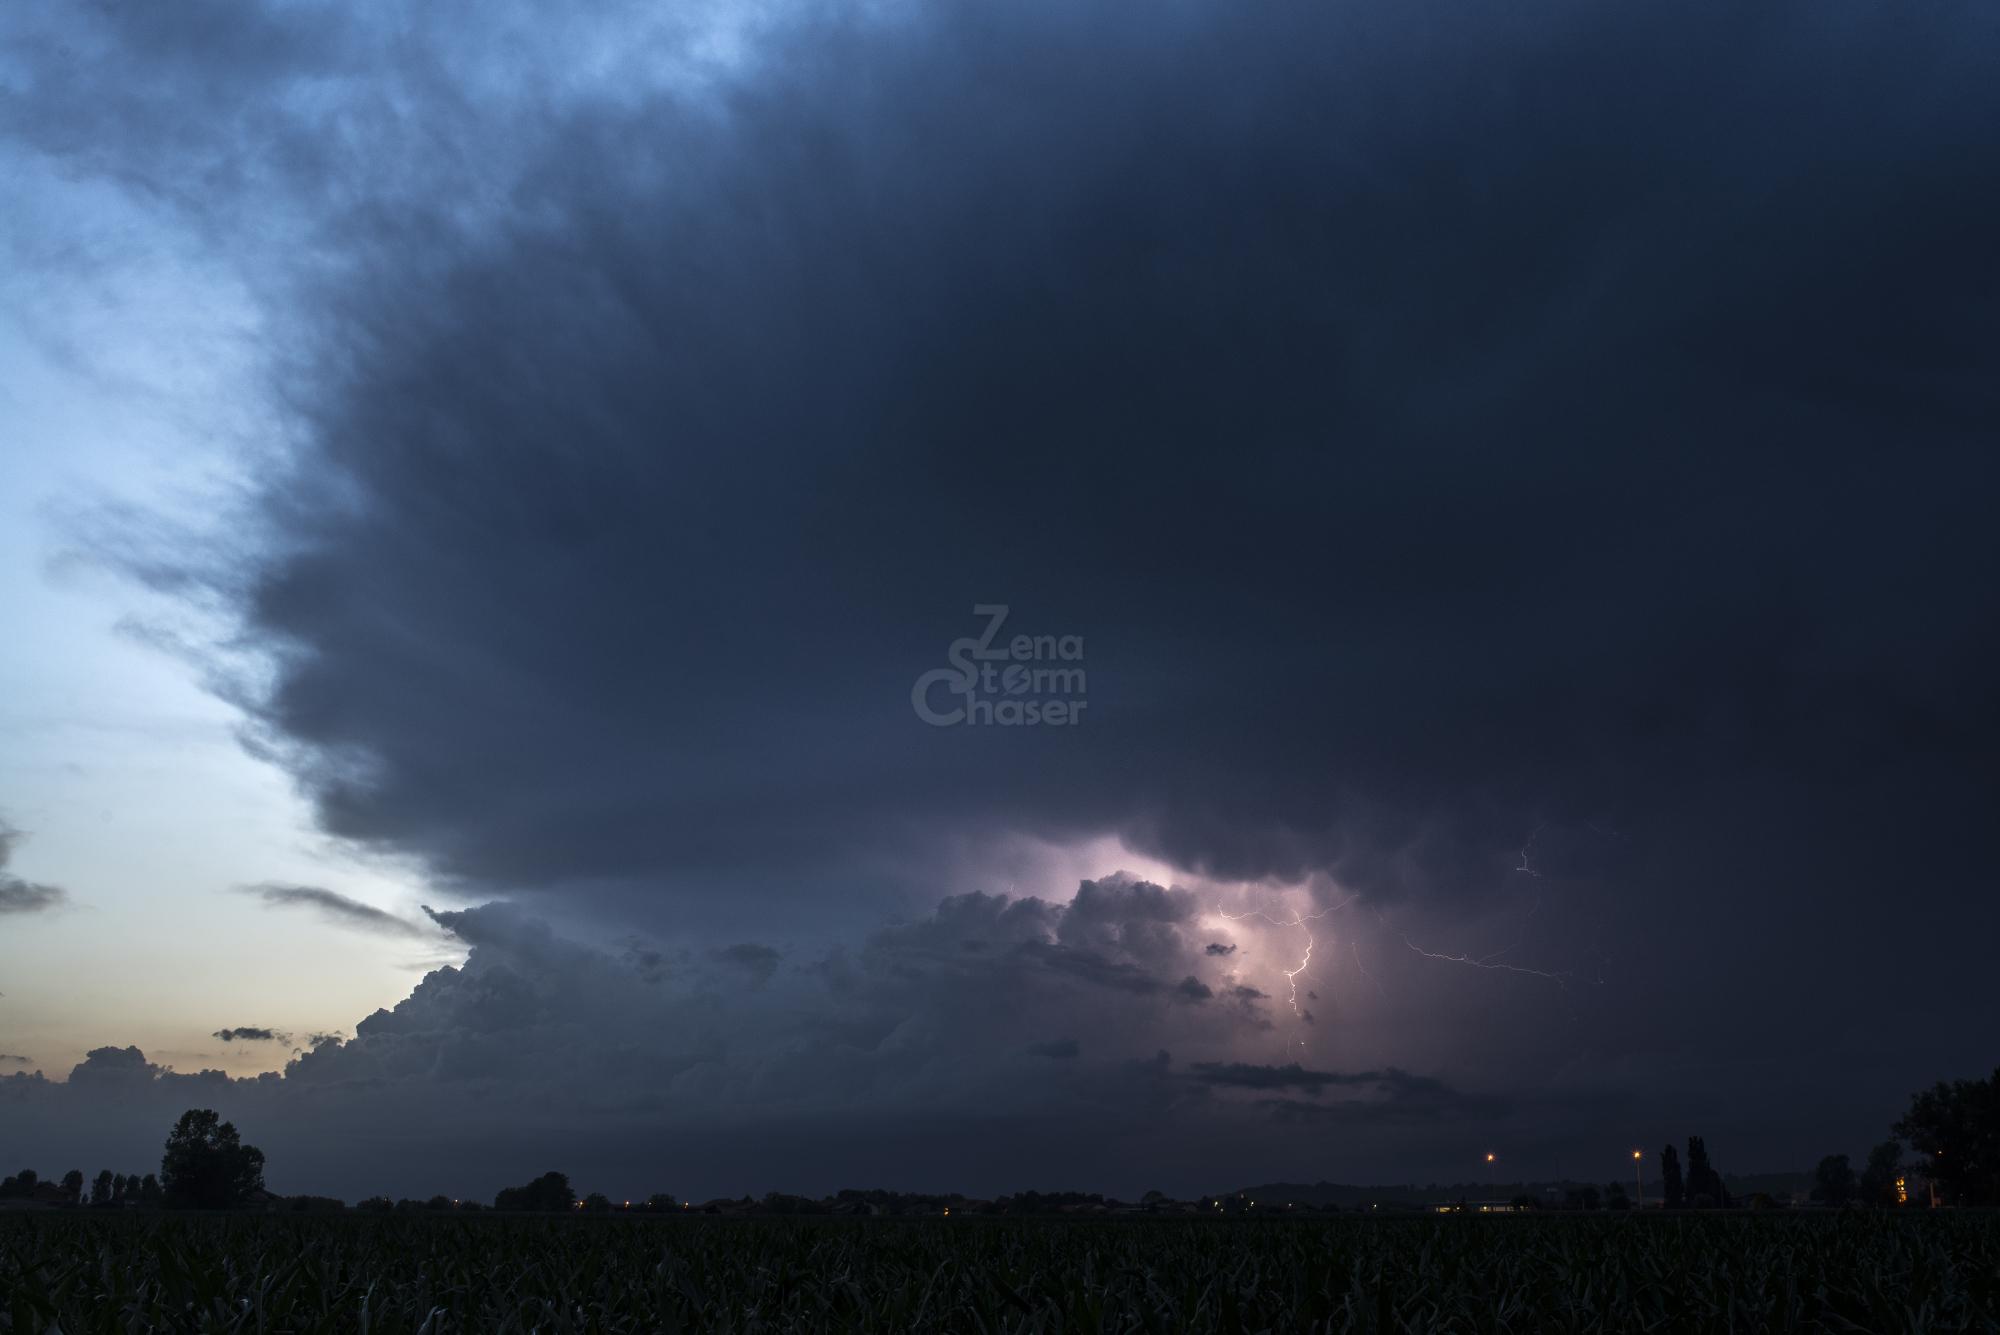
[1632,1150,1644,1208]
[1485,1153,1496,1194]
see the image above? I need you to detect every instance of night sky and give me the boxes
[3,0,1997,1202]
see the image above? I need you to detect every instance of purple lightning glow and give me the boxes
[1214,895,1360,1047]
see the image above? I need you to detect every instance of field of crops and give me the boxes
[2,1211,1996,1333]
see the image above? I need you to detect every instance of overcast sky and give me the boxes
[3,0,1997,1203]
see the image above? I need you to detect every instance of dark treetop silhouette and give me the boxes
[160,1110,266,1210]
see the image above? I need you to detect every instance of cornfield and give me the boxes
[3,1212,1996,1333]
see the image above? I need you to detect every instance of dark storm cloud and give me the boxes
[239,883,428,938]
[122,0,1989,938]
[12,0,2000,1188]
[710,943,781,982]
[1191,1063,1507,1123]
[212,1027,288,1043]
[0,1055,30,1065]
[0,820,68,916]
[0,894,1350,1197]
[1020,945,1179,997]
[0,892,1521,1195]
[1193,1062,1423,1095]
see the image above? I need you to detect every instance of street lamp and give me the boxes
[1485,1153,1496,1192]
[1632,1150,1643,1207]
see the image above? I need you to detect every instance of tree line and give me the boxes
[1,1109,265,1211]
[0,1168,163,1207]
[1809,1065,2000,1208]
[6,1066,1994,1212]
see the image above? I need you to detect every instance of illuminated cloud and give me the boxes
[2,890,1467,1196]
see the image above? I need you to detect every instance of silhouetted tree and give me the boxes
[1660,1144,1685,1209]
[1606,1182,1631,1210]
[91,1170,114,1206]
[1894,1067,2000,1206]
[60,1170,83,1205]
[113,1173,130,1203]
[1685,1136,1728,1207]
[493,1171,575,1212]
[1859,1140,1904,1207]
[1811,1154,1855,1206]
[582,1193,613,1213]
[140,1174,162,1205]
[160,1109,267,1209]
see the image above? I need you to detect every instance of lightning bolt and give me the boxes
[1216,896,1358,1043]
[1396,933,1590,987]
[1513,821,1546,878]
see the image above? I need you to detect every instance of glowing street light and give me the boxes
[1485,1153,1496,1190]
[1632,1150,1644,1207]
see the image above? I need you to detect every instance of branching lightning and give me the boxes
[1513,821,1546,878]
[1215,896,1358,1046]
[1396,933,1578,984]
[1204,831,1605,1050]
